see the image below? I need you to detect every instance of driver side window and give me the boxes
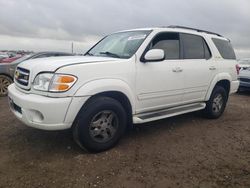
[150,32,180,60]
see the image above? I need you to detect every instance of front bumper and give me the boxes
[8,84,77,130]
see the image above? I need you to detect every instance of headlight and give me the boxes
[33,73,53,91]
[33,73,77,92]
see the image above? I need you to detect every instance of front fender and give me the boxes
[74,79,136,113]
[205,73,232,101]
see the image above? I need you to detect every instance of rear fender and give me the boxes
[205,73,232,101]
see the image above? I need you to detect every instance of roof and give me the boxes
[115,25,225,39]
[166,25,223,37]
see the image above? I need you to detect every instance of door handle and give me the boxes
[172,67,183,73]
[209,66,216,70]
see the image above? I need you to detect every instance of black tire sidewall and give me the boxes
[205,86,228,119]
[74,97,127,152]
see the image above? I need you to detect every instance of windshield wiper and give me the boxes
[99,51,121,58]
[85,52,94,56]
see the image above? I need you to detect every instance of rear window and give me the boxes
[212,38,236,60]
[181,33,211,59]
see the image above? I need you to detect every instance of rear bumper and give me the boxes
[230,80,240,93]
[8,84,73,130]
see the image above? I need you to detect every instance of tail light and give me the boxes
[236,64,240,75]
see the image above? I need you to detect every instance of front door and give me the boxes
[135,32,184,114]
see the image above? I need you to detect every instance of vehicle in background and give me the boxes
[0,53,9,58]
[238,58,250,69]
[0,53,9,62]
[238,59,250,91]
[0,57,5,62]
[0,52,73,96]
[0,55,23,64]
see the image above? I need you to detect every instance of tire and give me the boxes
[72,96,127,153]
[0,75,13,97]
[202,86,228,119]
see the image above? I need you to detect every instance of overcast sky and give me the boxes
[0,0,249,58]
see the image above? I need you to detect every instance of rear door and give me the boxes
[179,33,217,103]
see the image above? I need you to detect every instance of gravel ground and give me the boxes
[0,93,250,188]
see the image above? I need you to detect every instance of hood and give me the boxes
[15,55,117,90]
[18,56,117,73]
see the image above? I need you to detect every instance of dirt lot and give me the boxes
[0,93,250,188]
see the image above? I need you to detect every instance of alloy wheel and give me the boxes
[89,110,119,143]
[0,76,12,96]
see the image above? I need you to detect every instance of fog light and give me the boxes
[28,110,44,123]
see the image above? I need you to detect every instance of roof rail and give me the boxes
[167,25,223,37]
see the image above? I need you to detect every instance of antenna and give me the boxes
[71,42,74,53]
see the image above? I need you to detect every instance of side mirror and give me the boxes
[143,49,165,62]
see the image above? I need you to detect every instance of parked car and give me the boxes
[8,26,239,152]
[0,53,10,62]
[0,53,9,59]
[0,55,23,64]
[238,58,250,69]
[0,52,72,96]
[0,57,5,62]
[238,59,250,91]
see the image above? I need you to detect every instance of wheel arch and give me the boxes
[205,73,231,101]
[86,91,133,126]
[74,79,136,113]
[67,79,135,128]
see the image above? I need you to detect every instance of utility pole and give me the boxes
[71,42,74,54]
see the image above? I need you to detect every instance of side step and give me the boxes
[133,103,206,124]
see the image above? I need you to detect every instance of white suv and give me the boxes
[8,26,239,152]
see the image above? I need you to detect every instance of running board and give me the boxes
[133,103,206,124]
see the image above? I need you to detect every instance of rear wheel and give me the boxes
[203,86,228,119]
[0,75,12,97]
[73,97,127,152]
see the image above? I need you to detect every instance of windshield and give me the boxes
[86,30,151,59]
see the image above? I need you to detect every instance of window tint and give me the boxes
[181,33,211,59]
[151,33,180,59]
[212,38,236,60]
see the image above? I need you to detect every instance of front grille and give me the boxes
[15,67,30,86]
[240,78,250,83]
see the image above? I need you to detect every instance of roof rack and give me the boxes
[166,25,223,37]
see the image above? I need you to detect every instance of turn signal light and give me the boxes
[50,75,77,92]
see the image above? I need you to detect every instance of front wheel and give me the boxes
[202,86,228,119]
[72,97,127,152]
